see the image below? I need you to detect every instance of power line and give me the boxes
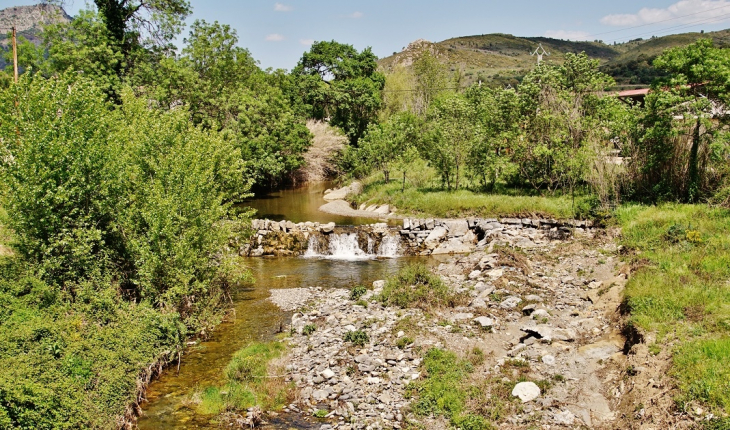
[591,3,730,38]
[606,11,730,43]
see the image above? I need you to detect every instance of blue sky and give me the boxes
[5,0,730,70]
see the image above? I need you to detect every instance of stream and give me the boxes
[137,183,426,429]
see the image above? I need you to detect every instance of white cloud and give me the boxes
[348,11,364,19]
[274,3,292,12]
[300,38,315,46]
[601,0,730,26]
[266,33,285,41]
[544,30,592,41]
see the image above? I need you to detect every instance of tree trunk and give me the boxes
[402,171,406,193]
[686,118,702,202]
[383,170,390,183]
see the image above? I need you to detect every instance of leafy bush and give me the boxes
[350,284,367,301]
[344,330,370,346]
[0,74,250,428]
[302,324,317,336]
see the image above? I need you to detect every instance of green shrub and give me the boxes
[302,324,317,336]
[396,336,414,349]
[379,263,467,310]
[344,330,370,346]
[350,284,368,301]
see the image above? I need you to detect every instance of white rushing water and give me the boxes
[304,233,401,260]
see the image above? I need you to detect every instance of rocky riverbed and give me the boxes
[268,230,631,429]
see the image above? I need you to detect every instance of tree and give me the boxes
[412,51,449,116]
[422,93,482,190]
[466,85,520,190]
[513,53,616,194]
[42,10,124,96]
[358,112,421,185]
[69,0,191,47]
[293,40,385,145]
[645,39,730,202]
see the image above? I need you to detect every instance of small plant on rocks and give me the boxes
[350,284,368,301]
[396,336,414,349]
[344,329,369,346]
[302,324,317,336]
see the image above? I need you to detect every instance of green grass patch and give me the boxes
[616,204,730,414]
[406,348,495,430]
[344,330,370,346]
[355,176,578,219]
[379,263,469,311]
[198,341,292,416]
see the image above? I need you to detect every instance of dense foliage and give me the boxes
[292,40,385,145]
[353,44,730,208]
[2,1,730,426]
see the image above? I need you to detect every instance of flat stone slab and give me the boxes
[319,200,396,219]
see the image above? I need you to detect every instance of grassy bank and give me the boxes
[196,340,293,421]
[616,204,730,415]
[353,174,581,220]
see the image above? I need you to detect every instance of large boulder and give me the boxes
[424,226,448,249]
[443,219,469,237]
[432,238,475,255]
[512,382,541,402]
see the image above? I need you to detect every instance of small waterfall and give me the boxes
[377,234,401,258]
[304,232,401,260]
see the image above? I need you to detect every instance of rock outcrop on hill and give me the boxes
[0,4,69,35]
[0,4,70,69]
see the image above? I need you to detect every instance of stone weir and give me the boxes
[245,217,595,257]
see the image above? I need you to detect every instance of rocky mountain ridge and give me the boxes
[379,29,730,87]
[0,4,69,36]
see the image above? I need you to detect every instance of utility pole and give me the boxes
[530,43,550,65]
[12,26,19,83]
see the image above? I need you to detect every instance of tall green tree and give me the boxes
[422,92,482,190]
[412,51,449,116]
[358,112,421,184]
[293,40,385,145]
[638,39,730,202]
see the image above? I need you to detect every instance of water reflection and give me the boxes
[138,256,439,429]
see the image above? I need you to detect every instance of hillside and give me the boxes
[379,29,730,88]
[0,4,71,70]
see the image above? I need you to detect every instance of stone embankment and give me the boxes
[399,217,595,255]
[246,217,596,257]
[268,231,629,429]
[245,220,393,257]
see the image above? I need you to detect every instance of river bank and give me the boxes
[267,228,639,429]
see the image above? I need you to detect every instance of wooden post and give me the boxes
[12,26,18,83]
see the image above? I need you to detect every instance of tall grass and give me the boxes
[616,204,730,412]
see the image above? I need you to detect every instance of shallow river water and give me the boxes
[137,185,425,429]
